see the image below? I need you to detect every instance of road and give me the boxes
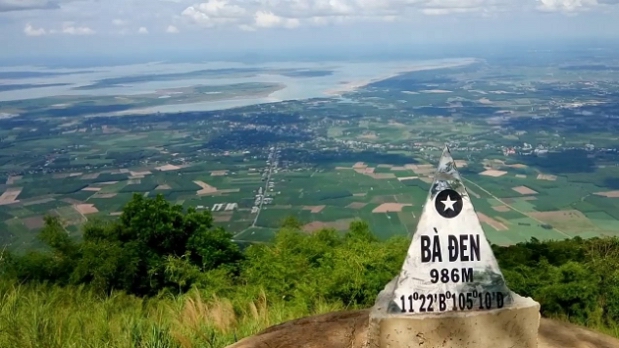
[251,148,276,228]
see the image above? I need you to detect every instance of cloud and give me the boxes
[61,22,95,35]
[180,0,527,30]
[166,24,180,33]
[6,0,619,43]
[420,0,510,14]
[535,0,599,12]
[239,24,256,31]
[181,0,247,27]
[24,23,46,36]
[23,22,98,36]
[0,0,58,12]
[112,19,128,26]
[254,11,300,28]
[138,26,149,34]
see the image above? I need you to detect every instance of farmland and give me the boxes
[4,147,619,249]
[3,53,619,250]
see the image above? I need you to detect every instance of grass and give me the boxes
[0,281,343,348]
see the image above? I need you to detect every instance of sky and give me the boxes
[1,0,619,65]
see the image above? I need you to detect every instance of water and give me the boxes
[0,58,478,111]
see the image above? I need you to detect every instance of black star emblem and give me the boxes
[434,189,463,218]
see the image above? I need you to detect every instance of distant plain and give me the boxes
[2,51,619,250]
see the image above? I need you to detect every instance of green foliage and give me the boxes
[495,236,619,328]
[4,194,619,346]
[3,194,243,296]
[280,215,302,230]
[239,223,406,308]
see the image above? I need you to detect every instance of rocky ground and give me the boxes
[226,310,619,348]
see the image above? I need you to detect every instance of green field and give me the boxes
[4,152,619,248]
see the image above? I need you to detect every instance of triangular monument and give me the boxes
[389,145,512,314]
[366,145,541,348]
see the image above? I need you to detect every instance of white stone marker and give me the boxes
[390,146,512,314]
[366,145,540,348]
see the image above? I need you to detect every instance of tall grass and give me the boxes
[0,280,344,348]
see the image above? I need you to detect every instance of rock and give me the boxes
[225,310,619,348]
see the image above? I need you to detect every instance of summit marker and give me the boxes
[390,145,511,314]
[366,145,541,348]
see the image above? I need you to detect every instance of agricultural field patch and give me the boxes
[156,164,182,171]
[74,204,99,215]
[0,209,12,221]
[372,203,412,213]
[512,186,538,195]
[397,211,418,233]
[477,212,508,231]
[213,212,233,222]
[492,205,511,212]
[588,214,619,231]
[54,206,86,226]
[479,170,507,177]
[302,218,356,233]
[0,187,22,206]
[22,216,45,230]
[529,210,598,235]
[537,174,558,181]
[594,190,619,198]
[194,180,218,195]
[302,205,325,213]
[368,213,406,240]
[346,202,367,209]
[397,175,419,181]
[370,195,398,204]
[5,175,22,185]
[21,197,56,207]
[80,173,101,180]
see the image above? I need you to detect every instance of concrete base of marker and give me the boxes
[365,279,541,348]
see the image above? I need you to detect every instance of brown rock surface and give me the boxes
[225,310,619,348]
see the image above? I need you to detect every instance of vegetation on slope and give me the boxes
[1,193,619,347]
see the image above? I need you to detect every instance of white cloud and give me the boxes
[166,24,180,33]
[23,22,99,36]
[239,24,256,31]
[254,11,300,28]
[62,22,95,35]
[179,0,533,30]
[4,0,619,44]
[24,23,46,36]
[422,7,481,15]
[182,0,247,27]
[536,0,598,12]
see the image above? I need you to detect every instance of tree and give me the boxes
[0,194,243,296]
[281,215,302,230]
[345,220,377,243]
